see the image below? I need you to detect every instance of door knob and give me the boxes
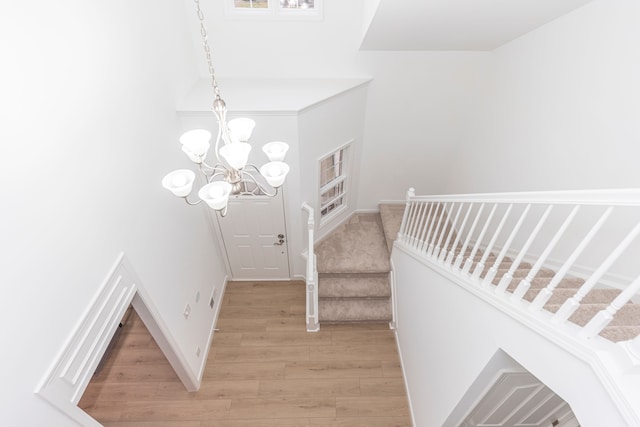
[274,238,285,246]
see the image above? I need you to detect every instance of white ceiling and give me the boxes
[360,0,593,51]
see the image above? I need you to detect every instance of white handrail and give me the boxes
[396,188,640,365]
[302,202,319,332]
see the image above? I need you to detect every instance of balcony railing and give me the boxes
[396,188,640,361]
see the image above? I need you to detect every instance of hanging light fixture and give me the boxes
[162,0,290,216]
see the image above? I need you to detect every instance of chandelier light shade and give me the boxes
[162,0,290,216]
[263,141,289,162]
[162,169,196,198]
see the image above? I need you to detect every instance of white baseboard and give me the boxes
[394,330,417,427]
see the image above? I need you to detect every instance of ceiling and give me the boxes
[360,0,593,51]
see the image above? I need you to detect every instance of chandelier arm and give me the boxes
[238,169,278,197]
[183,196,203,206]
[207,171,229,184]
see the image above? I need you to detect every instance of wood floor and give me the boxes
[79,280,412,426]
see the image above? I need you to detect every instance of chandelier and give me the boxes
[162,0,290,216]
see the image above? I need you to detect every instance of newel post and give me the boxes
[397,187,415,242]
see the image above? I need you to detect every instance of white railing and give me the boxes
[302,202,319,332]
[396,188,640,361]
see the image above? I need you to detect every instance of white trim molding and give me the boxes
[36,253,198,426]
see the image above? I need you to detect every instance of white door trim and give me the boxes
[36,253,198,426]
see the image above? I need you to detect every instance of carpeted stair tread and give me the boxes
[522,287,621,305]
[316,213,390,274]
[544,303,640,327]
[599,326,640,342]
[379,204,405,253]
[319,275,390,299]
[319,299,392,322]
[506,277,585,293]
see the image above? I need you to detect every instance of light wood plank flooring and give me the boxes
[79,280,412,426]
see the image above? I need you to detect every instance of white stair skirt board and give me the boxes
[36,253,198,427]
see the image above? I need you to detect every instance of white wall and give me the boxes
[182,0,491,209]
[392,248,637,426]
[0,1,226,425]
[297,84,369,238]
[447,0,640,194]
[356,51,491,208]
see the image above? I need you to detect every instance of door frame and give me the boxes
[36,253,199,427]
[210,188,292,281]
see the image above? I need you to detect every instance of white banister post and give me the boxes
[511,205,580,302]
[530,206,614,312]
[397,188,415,244]
[428,203,448,257]
[472,204,513,281]
[432,202,452,258]
[439,202,463,263]
[553,219,640,324]
[446,203,472,266]
[580,274,640,339]
[454,203,485,270]
[463,203,498,274]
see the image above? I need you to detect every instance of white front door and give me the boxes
[216,191,290,280]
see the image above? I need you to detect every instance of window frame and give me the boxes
[318,141,351,225]
[226,0,323,20]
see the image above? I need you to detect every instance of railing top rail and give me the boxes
[408,188,640,206]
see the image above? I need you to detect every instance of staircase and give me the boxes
[315,212,394,323]
[314,202,640,341]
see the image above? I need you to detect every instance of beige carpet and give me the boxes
[315,213,393,323]
[316,213,390,274]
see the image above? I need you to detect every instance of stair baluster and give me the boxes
[530,207,614,312]
[432,202,453,259]
[454,203,484,270]
[422,202,440,255]
[439,202,463,264]
[495,205,553,294]
[472,204,513,281]
[511,205,580,302]
[580,275,640,339]
[398,187,415,244]
[553,220,640,324]
[411,201,429,250]
[484,204,531,287]
[446,203,472,266]
[428,202,448,257]
[462,203,498,274]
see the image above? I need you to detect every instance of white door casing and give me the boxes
[461,372,576,427]
[216,191,290,280]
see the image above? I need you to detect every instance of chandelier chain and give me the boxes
[193,0,221,100]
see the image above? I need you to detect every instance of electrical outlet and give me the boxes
[209,296,215,309]
[183,304,191,319]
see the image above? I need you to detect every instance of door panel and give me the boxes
[217,192,290,280]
